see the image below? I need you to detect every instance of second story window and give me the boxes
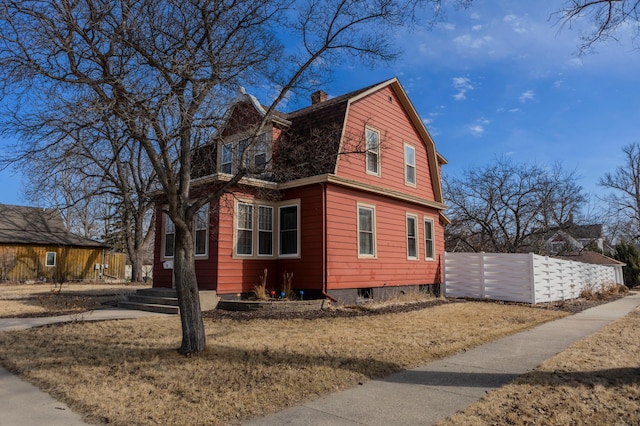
[221,144,233,174]
[405,144,416,185]
[365,127,380,175]
[255,133,268,171]
[220,134,270,175]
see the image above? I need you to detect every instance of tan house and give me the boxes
[0,204,125,282]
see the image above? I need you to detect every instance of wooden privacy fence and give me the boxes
[443,252,619,304]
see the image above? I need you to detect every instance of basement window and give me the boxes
[357,287,373,301]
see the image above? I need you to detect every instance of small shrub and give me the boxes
[253,268,269,300]
[282,271,294,299]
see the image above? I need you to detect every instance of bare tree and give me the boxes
[0,0,469,354]
[559,0,640,52]
[599,142,640,244]
[444,159,586,253]
[14,109,157,282]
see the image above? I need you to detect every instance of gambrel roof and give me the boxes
[0,204,107,247]
[205,78,445,206]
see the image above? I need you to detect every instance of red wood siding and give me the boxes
[336,86,436,201]
[152,203,172,288]
[214,186,324,295]
[325,184,443,290]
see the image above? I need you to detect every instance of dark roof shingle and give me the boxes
[0,204,107,247]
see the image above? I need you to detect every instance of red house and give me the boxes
[153,78,448,303]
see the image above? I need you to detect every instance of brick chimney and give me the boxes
[311,90,328,105]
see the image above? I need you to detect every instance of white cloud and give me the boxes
[469,125,485,136]
[553,80,564,88]
[519,90,535,102]
[469,118,490,136]
[472,24,483,31]
[503,14,527,34]
[509,108,521,113]
[453,34,494,50]
[452,76,474,101]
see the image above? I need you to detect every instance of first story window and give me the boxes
[164,215,175,258]
[424,217,435,260]
[258,206,273,256]
[45,251,56,267]
[236,203,254,256]
[194,205,208,256]
[279,205,298,256]
[358,205,375,257]
[406,214,418,259]
[234,200,299,258]
[163,204,210,259]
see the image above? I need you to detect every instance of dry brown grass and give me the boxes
[0,301,565,425]
[580,282,629,300]
[0,282,148,318]
[438,306,640,426]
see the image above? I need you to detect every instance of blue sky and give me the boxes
[1,0,638,209]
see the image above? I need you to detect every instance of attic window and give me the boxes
[45,252,56,267]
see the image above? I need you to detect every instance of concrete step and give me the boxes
[118,287,179,315]
[126,294,179,306]
[118,300,179,315]
[134,288,178,298]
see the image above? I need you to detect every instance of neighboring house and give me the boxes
[544,216,606,255]
[556,251,626,286]
[152,78,448,303]
[0,204,125,282]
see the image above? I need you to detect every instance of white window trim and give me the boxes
[232,199,300,259]
[357,203,377,258]
[194,205,209,258]
[404,143,416,187]
[45,251,56,267]
[235,202,254,257]
[278,203,300,258]
[424,216,435,261]
[406,213,419,260]
[365,126,381,176]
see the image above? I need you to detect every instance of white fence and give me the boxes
[443,252,620,304]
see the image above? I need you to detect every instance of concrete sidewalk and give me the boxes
[0,308,167,426]
[1,296,639,426]
[244,292,640,425]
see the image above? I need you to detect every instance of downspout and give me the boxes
[320,182,337,302]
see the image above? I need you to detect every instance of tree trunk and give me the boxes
[173,225,206,354]
[129,250,144,283]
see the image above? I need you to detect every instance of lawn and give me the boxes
[438,304,640,426]
[0,282,148,318]
[0,300,566,425]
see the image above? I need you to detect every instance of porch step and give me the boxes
[119,288,179,315]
